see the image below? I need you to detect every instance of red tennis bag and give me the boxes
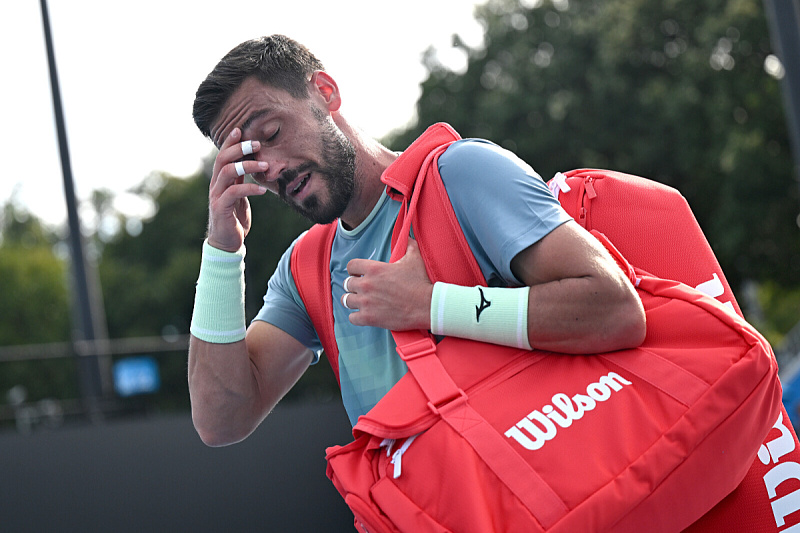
[548,169,800,532]
[290,124,782,532]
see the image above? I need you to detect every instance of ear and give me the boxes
[309,70,342,113]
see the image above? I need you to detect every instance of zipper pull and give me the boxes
[549,172,571,197]
[389,434,420,479]
[380,438,395,457]
[584,177,597,199]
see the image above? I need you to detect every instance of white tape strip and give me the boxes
[342,292,353,310]
[241,140,253,156]
[234,161,246,177]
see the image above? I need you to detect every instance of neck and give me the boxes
[336,118,398,230]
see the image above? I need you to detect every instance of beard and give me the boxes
[278,109,356,225]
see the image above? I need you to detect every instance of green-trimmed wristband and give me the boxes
[190,240,247,343]
[430,282,532,350]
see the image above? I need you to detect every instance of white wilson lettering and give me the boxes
[504,372,632,451]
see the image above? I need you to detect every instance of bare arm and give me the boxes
[510,221,645,353]
[343,221,645,354]
[189,321,313,446]
[188,127,311,446]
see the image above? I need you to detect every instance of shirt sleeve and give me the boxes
[437,139,572,286]
[251,233,323,359]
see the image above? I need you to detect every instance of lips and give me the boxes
[292,173,311,196]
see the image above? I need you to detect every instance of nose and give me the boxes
[252,151,288,184]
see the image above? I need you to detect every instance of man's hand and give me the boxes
[343,239,433,331]
[207,128,268,252]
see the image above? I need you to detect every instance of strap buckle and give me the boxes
[395,337,437,362]
[427,388,468,417]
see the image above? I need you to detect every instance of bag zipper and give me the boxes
[579,176,597,228]
[380,433,420,479]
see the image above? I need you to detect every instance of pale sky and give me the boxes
[1,0,485,229]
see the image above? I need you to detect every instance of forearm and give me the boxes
[187,239,269,446]
[430,274,644,354]
[188,337,267,446]
[525,275,645,354]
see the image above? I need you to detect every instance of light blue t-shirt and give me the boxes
[254,139,571,425]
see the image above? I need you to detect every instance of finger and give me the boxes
[211,160,268,198]
[405,238,420,256]
[343,275,356,294]
[211,182,266,216]
[212,129,242,179]
[341,292,357,310]
[346,258,375,277]
[220,182,267,200]
[221,139,261,166]
[219,179,268,203]
[240,139,255,156]
[212,131,262,178]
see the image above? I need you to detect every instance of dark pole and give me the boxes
[763,0,800,191]
[39,0,109,420]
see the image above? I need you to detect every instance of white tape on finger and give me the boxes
[342,292,353,310]
[241,140,253,156]
[235,161,246,177]
[343,276,352,293]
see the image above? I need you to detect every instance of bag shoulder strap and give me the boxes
[384,124,485,288]
[382,122,461,200]
[290,222,340,383]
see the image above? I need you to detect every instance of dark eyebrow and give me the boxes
[241,109,272,134]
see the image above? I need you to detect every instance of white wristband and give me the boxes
[190,240,247,343]
[430,282,532,350]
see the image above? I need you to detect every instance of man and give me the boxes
[188,35,645,445]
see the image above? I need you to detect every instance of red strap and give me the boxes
[387,127,570,527]
[382,123,462,200]
[393,334,567,529]
[290,223,340,383]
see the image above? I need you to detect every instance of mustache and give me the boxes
[276,162,317,196]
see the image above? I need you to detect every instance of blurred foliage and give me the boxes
[0,201,77,403]
[388,0,800,296]
[758,282,800,345]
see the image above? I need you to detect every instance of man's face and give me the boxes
[210,77,356,225]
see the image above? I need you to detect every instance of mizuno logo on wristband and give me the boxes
[476,287,492,322]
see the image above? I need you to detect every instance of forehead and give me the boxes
[210,77,296,147]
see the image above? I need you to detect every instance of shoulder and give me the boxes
[433,138,572,285]
[438,138,541,185]
[436,138,556,213]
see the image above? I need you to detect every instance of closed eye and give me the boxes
[266,127,280,143]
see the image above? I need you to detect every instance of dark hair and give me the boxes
[192,34,325,139]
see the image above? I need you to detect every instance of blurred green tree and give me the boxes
[0,201,77,402]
